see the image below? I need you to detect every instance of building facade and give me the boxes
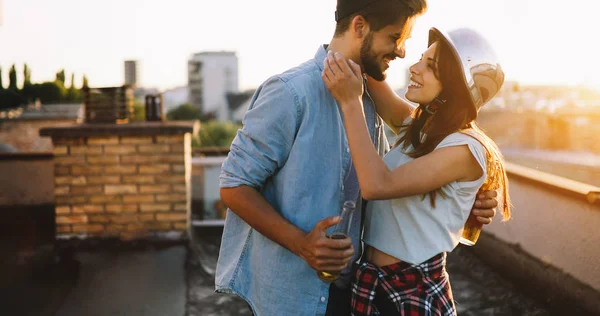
[124,60,139,87]
[187,51,239,121]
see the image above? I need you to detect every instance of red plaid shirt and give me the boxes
[351,253,456,316]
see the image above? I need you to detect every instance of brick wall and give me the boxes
[48,130,192,240]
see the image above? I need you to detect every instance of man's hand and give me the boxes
[296,216,354,274]
[472,189,498,225]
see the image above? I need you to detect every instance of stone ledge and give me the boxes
[471,232,600,316]
[40,121,197,138]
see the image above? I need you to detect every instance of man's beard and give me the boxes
[360,32,386,81]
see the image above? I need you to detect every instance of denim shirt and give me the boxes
[217,45,389,316]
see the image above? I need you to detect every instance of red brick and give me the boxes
[155,175,185,184]
[104,145,137,155]
[140,204,171,212]
[89,195,121,204]
[156,194,186,203]
[55,156,86,165]
[122,175,155,184]
[88,136,119,145]
[71,165,104,175]
[138,145,170,154]
[55,176,86,185]
[104,165,137,174]
[173,222,188,230]
[110,214,139,224]
[105,185,137,195]
[139,184,170,194]
[70,146,103,155]
[52,146,68,155]
[120,136,153,144]
[55,196,88,204]
[156,213,187,222]
[72,205,104,213]
[56,205,71,214]
[156,135,184,143]
[87,176,121,184]
[54,166,70,176]
[138,214,155,222]
[72,224,105,233]
[172,203,187,212]
[72,204,104,213]
[89,215,111,223]
[56,215,88,224]
[139,165,170,174]
[87,155,119,164]
[172,185,187,193]
[56,226,72,233]
[106,204,138,213]
[54,186,70,196]
[171,164,186,174]
[122,195,154,203]
[71,185,103,195]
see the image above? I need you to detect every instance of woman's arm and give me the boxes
[339,102,482,200]
[322,51,482,200]
[366,76,415,134]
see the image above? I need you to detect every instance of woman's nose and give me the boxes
[409,63,418,75]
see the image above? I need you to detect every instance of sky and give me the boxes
[0,0,599,92]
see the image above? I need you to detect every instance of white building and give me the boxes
[188,51,239,121]
[124,60,139,87]
[162,86,190,115]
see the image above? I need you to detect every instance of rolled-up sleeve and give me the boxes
[220,76,300,190]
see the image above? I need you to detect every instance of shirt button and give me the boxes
[321,296,326,303]
[346,148,350,153]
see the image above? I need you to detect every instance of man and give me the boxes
[216,0,498,315]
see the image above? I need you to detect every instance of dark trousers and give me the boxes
[325,283,352,316]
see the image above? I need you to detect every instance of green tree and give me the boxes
[23,63,31,87]
[69,73,76,89]
[131,100,146,121]
[196,120,241,148]
[8,64,17,90]
[166,103,201,121]
[82,75,89,89]
[55,69,66,85]
[21,64,34,103]
[65,73,83,102]
[31,82,66,104]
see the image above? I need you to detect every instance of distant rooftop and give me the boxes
[191,51,237,57]
[0,143,18,153]
[0,103,83,121]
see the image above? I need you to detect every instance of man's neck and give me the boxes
[327,37,361,68]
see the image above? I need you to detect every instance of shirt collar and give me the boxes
[314,44,329,71]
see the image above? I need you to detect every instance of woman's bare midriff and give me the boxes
[365,245,406,267]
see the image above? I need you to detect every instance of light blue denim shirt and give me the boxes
[216,45,389,316]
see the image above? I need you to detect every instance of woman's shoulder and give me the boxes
[436,130,488,171]
[436,130,486,150]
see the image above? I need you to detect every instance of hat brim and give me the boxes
[428,27,478,118]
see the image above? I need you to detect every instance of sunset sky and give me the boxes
[0,0,598,91]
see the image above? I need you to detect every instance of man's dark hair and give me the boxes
[334,0,427,37]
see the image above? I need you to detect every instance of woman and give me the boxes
[322,27,512,315]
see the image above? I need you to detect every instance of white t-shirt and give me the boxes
[363,120,488,265]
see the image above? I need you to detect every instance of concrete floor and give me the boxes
[55,246,186,316]
[186,226,553,316]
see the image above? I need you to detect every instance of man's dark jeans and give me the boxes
[325,283,352,316]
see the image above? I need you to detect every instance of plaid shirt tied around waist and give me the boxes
[351,253,456,316]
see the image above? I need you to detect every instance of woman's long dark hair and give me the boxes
[395,41,511,221]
